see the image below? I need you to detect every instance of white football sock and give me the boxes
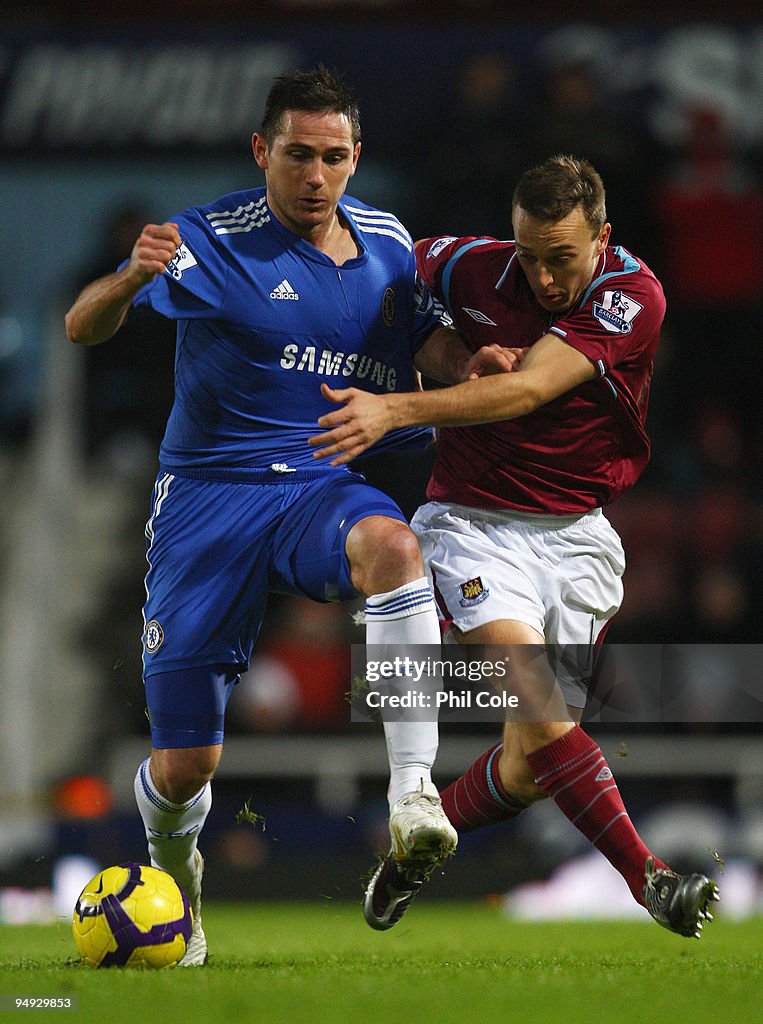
[365,578,442,808]
[133,758,211,894]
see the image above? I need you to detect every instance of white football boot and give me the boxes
[177,849,207,966]
[364,780,457,930]
[388,780,458,864]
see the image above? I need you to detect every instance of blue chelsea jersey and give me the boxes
[131,187,445,477]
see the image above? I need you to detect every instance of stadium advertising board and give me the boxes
[1,23,762,153]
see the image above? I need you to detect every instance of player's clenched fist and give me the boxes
[65,221,183,345]
[127,222,182,284]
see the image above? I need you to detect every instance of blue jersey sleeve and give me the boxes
[130,208,229,319]
[410,265,452,354]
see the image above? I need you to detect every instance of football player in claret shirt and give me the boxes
[65,66,519,964]
[311,155,720,937]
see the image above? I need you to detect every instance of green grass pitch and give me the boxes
[1,903,761,1024]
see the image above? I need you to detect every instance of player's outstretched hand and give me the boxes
[309,384,393,465]
[127,222,182,285]
[461,344,528,382]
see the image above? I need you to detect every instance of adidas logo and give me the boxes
[595,766,613,783]
[270,278,299,300]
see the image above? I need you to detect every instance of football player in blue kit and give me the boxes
[66,66,512,963]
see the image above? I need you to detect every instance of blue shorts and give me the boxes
[142,468,406,748]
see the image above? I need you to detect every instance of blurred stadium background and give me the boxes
[0,0,762,925]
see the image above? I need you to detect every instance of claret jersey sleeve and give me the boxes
[416,235,474,303]
[550,246,666,379]
[547,247,665,438]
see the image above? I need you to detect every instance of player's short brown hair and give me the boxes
[261,64,361,146]
[512,155,607,235]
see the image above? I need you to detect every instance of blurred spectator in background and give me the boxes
[72,203,175,473]
[604,488,684,642]
[607,404,761,645]
[230,597,354,733]
[651,107,763,467]
[524,53,653,257]
[603,106,763,647]
[417,51,527,239]
[684,405,758,641]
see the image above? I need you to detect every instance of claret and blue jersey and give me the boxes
[417,234,667,514]
[131,186,442,476]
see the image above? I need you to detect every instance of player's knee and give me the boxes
[347,518,424,594]
[381,523,424,576]
[150,746,220,803]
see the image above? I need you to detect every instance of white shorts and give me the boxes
[410,501,626,707]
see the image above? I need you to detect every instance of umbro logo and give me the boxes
[270,278,299,300]
[595,766,613,782]
[462,307,497,326]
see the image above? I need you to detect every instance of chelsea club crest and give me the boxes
[144,619,165,653]
[382,287,396,326]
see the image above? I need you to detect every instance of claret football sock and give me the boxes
[365,578,441,808]
[440,742,530,832]
[133,758,212,895]
[525,725,669,904]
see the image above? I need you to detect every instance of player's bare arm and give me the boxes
[65,222,181,346]
[309,332,595,465]
[414,326,525,384]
